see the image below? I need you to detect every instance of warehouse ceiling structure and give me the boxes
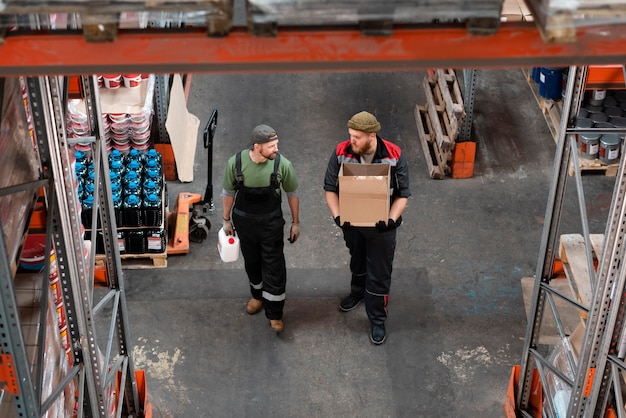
[1,0,626,75]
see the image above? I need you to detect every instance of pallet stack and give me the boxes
[415,69,468,179]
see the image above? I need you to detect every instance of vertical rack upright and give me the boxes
[0,73,141,417]
[517,65,626,417]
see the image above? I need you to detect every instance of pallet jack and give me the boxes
[166,109,217,254]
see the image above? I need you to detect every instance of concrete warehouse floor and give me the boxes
[119,69,616,417]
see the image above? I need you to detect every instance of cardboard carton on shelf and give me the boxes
[339,163,390,227]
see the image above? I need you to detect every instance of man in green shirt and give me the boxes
[221,124,300,334]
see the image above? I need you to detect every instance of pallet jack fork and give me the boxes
[166,109,218,254]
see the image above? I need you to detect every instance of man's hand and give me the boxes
[223,219,234,235]
[289,223,300,243]
[334,216,351,229]
[376,218,401,232]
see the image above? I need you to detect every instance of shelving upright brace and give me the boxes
[1,74,142,417]
[517,66,626,417]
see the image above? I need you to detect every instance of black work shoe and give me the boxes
[339,294,364,312]
[370,325,386,345]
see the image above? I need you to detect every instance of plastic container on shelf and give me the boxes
[588,89,606,106]
[123,170,141,188]
[109,158,125,180]
[145,229,166,253]
[113,142,131,154]
[605,106,623,119]
[132,142,151,152]
[589,112,609,124]
[74,161,87,181]
[81,194,94,228]
[122,194,143,227]
[143,193,162,227]
[116,230,127,254]
[144,166,162,189]
[123,74,142,88]
[539,68,565,101]
[142,178,159,197]
[218,227,240,262]
[603,95,619,108]
[103,74,122,89]
[109,113,128,123]
[580,133,601,160]
[574,117,594,150]
[125,179,142,198]
[126,148,144,165]
[599,134,622,164]
[74,149,87,164]
[612,116,626,128]
[112,193,124,227]
[126,230,146,254]
[144,148,162,165]
[126,159,143,179]
[143,157,161,176]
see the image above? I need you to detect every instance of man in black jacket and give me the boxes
[323,111,411,345]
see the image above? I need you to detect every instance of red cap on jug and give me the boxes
[228,238,235,244]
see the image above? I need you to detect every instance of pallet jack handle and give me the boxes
[203,109,218,212]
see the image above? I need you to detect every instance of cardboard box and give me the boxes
[339,163,390,227]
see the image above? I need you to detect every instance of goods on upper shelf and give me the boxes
[528,66,626,175]
[66,75,155,155]
[575,89,626,165]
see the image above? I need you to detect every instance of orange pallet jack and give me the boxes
[166,109,217,254]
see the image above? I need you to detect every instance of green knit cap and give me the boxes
[347,111,381,133]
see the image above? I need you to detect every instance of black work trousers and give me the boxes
[232,212,286,320]
[343,226,396,326]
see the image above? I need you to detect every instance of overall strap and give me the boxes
[235,151,244,189]
[270,153,281,187]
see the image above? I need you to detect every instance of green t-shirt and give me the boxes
[222,150,298,193]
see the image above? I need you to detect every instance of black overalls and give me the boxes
[232,152,287,320]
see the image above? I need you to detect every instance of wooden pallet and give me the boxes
[558,233,605,320]
[423,77,457,149]
[415,105,449,179]
[96,252,167,269]
[416,69,469,179]
[430,69,465,136]
[539,97,562,143]
[570,153,620,177]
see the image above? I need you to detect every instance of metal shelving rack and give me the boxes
[517,65,626,417]
[0,74,141,417]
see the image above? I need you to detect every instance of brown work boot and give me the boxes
[246,298,263,315]
[269,319,284,333]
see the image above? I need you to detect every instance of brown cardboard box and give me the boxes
[339,163,390,227]
[501,0,524,21]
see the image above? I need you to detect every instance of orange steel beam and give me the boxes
[1,23,626,76]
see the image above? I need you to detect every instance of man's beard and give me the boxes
[353,141,373,156]
[261,150,277,160]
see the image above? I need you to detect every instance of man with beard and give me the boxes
[323,111,411,345]
[222,124,300,334]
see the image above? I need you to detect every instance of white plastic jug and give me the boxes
[217,227,240,262]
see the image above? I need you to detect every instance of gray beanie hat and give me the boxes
[347,111,381,133]
[251,124,278,144]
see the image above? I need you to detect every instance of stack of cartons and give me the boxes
[414,69,466,179]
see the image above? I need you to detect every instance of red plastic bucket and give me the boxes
[123,74,142,88]
[103,74,122,89]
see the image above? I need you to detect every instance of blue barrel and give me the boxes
[531,67,541,83]
[539,67,565,100]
